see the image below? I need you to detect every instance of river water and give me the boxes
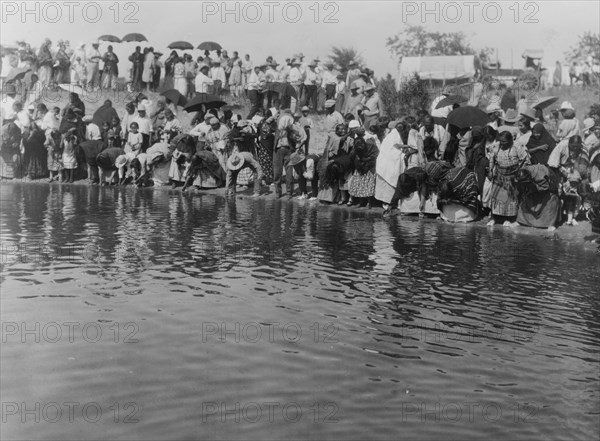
[1,183,598,440]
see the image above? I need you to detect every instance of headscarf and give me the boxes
[526,123,556,165]
[353,137,379,174]
[92,100,119,128]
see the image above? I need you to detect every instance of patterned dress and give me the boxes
[489,143,531,216]
[256,130,274,184]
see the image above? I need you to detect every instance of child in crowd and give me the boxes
[124,122,143,156]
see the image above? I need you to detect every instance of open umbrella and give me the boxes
[58,83,85,96]
[197,41,222,51]
[98,34,121,43]
[531,95,559,110]
[5,67,31,83]
[265,82,297,99]
[447,106,490,129]
[121,33,148,43]
[184,93,227,112]
[168,41,194,50]
[160,89,187,107]
[435,94,469,109]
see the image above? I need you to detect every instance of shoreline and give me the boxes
[2,179,599,254]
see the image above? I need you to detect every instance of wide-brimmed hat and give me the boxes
[137,103,146,111]
[115,155,128,169]
[288,151,306,166]
[226,152,245,171]
[486,102,502,114]
[348,120,361,129]
[349,81,360,91]
[301,106,310,112]
[198,63,209,71]
[308,62,317,68]
[82,115,93,123]
[502,108,519,123]
[583,117,595,131]
[296,52,305,58]
[324,99,336,108]
[520,107,536,121]
[209,117,220,125]
[291,59,301,66]
[559,101,574,111]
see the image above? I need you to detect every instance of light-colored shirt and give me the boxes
[195,72,213,93]
[132,115,153,135]
[304,69,318,86]
[210,67,226,83]
[288,67,302,85]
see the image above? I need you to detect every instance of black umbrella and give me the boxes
[121,33,148,43]
[435,94,469,109]
[447,106,490,129]
[532,96,559,110]
[265,82,297,99]
[99,34,121,43]
[184,93,227,112]
[197,41,222,51]
[160,89,187,107]
[168,41,194,50]
[5,67,31,83]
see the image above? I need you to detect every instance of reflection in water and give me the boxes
[1,183,599,441]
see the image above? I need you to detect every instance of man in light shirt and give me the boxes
[321,64,337,100]
[419,115,448,159]
[85,41,101,91]
[246,65,265,118]
[210,61,226,95]
[303,63,319,112]
[195,63,213,94]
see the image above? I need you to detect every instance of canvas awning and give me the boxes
[397,55,476,89]
[521,49,544,59]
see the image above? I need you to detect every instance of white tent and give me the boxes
[397,55,476,90]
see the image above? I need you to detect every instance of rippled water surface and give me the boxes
[1,183,599,440]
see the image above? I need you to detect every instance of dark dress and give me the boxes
[256,124,274,184]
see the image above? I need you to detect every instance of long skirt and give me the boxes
[26,147,48,179]
[349,170,376,198]
[174,77,187,97]
[440,203,478,223]
[0,151,21,179]
[400,192,439,215]
[318,186,338,203]
[375,174,396,204]
[152,161,171,186]
[38,65,52,85]
[517,192,561,228]
[489,179,519,217]
[256,142,273,183]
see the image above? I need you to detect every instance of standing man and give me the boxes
[272,109,296,198]
[132,103,153,152]
[195,63,213,94]
[361,84,381,129]
[246,65,265,119]
[288,59,303,112]
[128,46,144,91]
[303,62,319,112]
[85,41,101,91]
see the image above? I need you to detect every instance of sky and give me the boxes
[1,0,598,77]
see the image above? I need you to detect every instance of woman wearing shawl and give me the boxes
[36,39,53,86]
[93,100,119,130]
[487,131,531,227]
[526,123,556,165]
[1,122,22,179]
[61,92,85,118]
[163,51,178,90]
[515,164,561,229]
[348,129,378,208]
[385,167,429,215]
[437,166,481,222]
[465,125,488,195]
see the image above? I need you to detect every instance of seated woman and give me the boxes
[515,164,561,230]
[436,166,482,222]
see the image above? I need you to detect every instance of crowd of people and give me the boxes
[2,39,378,118]
[2,39,600,231]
